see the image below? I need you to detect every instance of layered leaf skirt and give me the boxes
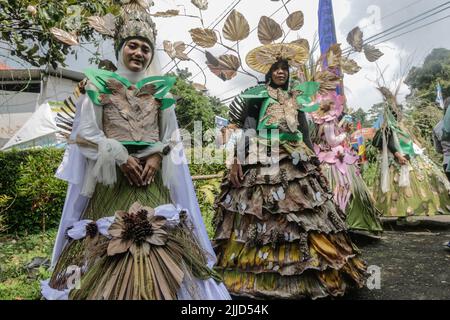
[213,142,367,299]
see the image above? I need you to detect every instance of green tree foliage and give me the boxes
[404,104,443,164]
[401,48,450,164]
[169,70,228,136]
[366,102,385,127]
[0,0,119,68]
[405,48,450,102]
[0,148,67,234]
[209,96,228,119]
[351,108,369,127]
[171,76,216,133]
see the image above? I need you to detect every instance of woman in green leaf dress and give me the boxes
[371,87,450,218]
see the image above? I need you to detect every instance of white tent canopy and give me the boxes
[1,102,60,150]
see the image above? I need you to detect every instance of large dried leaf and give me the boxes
[50,27,79,46]
[189,28,217,48]
[173,42,186,52]
[258,16,283,45]
[174,41,190,61]
[291,39,310,53]
[340,57,361,75]
[205,52,240,81]
[326,43,342,68]
[191,0,208,10]
[99,59,117,71]
[347,26,363,52]
[163,40,176,59]
[107,238,132,256]
[223,10,250,42]
[87,14,115,36]
[286,11,304,31]
[163,41,190,61]
[314,70,341,94]
[153,9,180,17]
[364,44,384,62]
[192,83,207,92]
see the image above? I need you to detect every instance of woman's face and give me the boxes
[271,65,289,86]
[122,39,153,72]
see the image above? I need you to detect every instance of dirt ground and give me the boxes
[344,217,450,300]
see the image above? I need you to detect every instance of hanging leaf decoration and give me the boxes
[189,28,217,48]
[192,83,208,92]
[163,41,190,61]
[191,0,208,10]
[173,41,190,61]
[314,70,341,94]
[346,26,363,52]
[205,51,220,65]
[286,11,304,31]
[222,10,250,42]
[205,51,240,81]
[326,43,342,68]
[258,16,283,45]
[340,57,361,75]
[87,14,116,36]
[152,10,180,17]
[50,27,79,46]
[291,39,310,53]
[163,41,175,59]
[363,44,384,62]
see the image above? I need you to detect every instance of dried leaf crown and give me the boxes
[115,7,157,56]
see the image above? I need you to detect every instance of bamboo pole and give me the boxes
[191,174,223,181]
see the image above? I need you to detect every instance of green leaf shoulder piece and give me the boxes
[293,81,320,96]
[239,84,270,99]
[229,84,269,127]
[293,81,320,113]
[84,68,176,110]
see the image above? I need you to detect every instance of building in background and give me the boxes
[0,65,83,148]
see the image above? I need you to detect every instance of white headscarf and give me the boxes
[116,39,162,83]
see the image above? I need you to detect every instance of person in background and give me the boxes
[434,97,450,250]
[433,97,450,181]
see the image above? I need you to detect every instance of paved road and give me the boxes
[345,218,450,300]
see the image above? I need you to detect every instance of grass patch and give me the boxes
[0,229,56,300]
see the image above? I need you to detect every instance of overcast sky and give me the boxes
[5,0,450,111]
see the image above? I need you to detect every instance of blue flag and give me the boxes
[318,0,337,55]
[318,0,342,94]
[436,82,445,109]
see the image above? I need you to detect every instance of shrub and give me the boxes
[0,146,227,236]
[0,148,67,235]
